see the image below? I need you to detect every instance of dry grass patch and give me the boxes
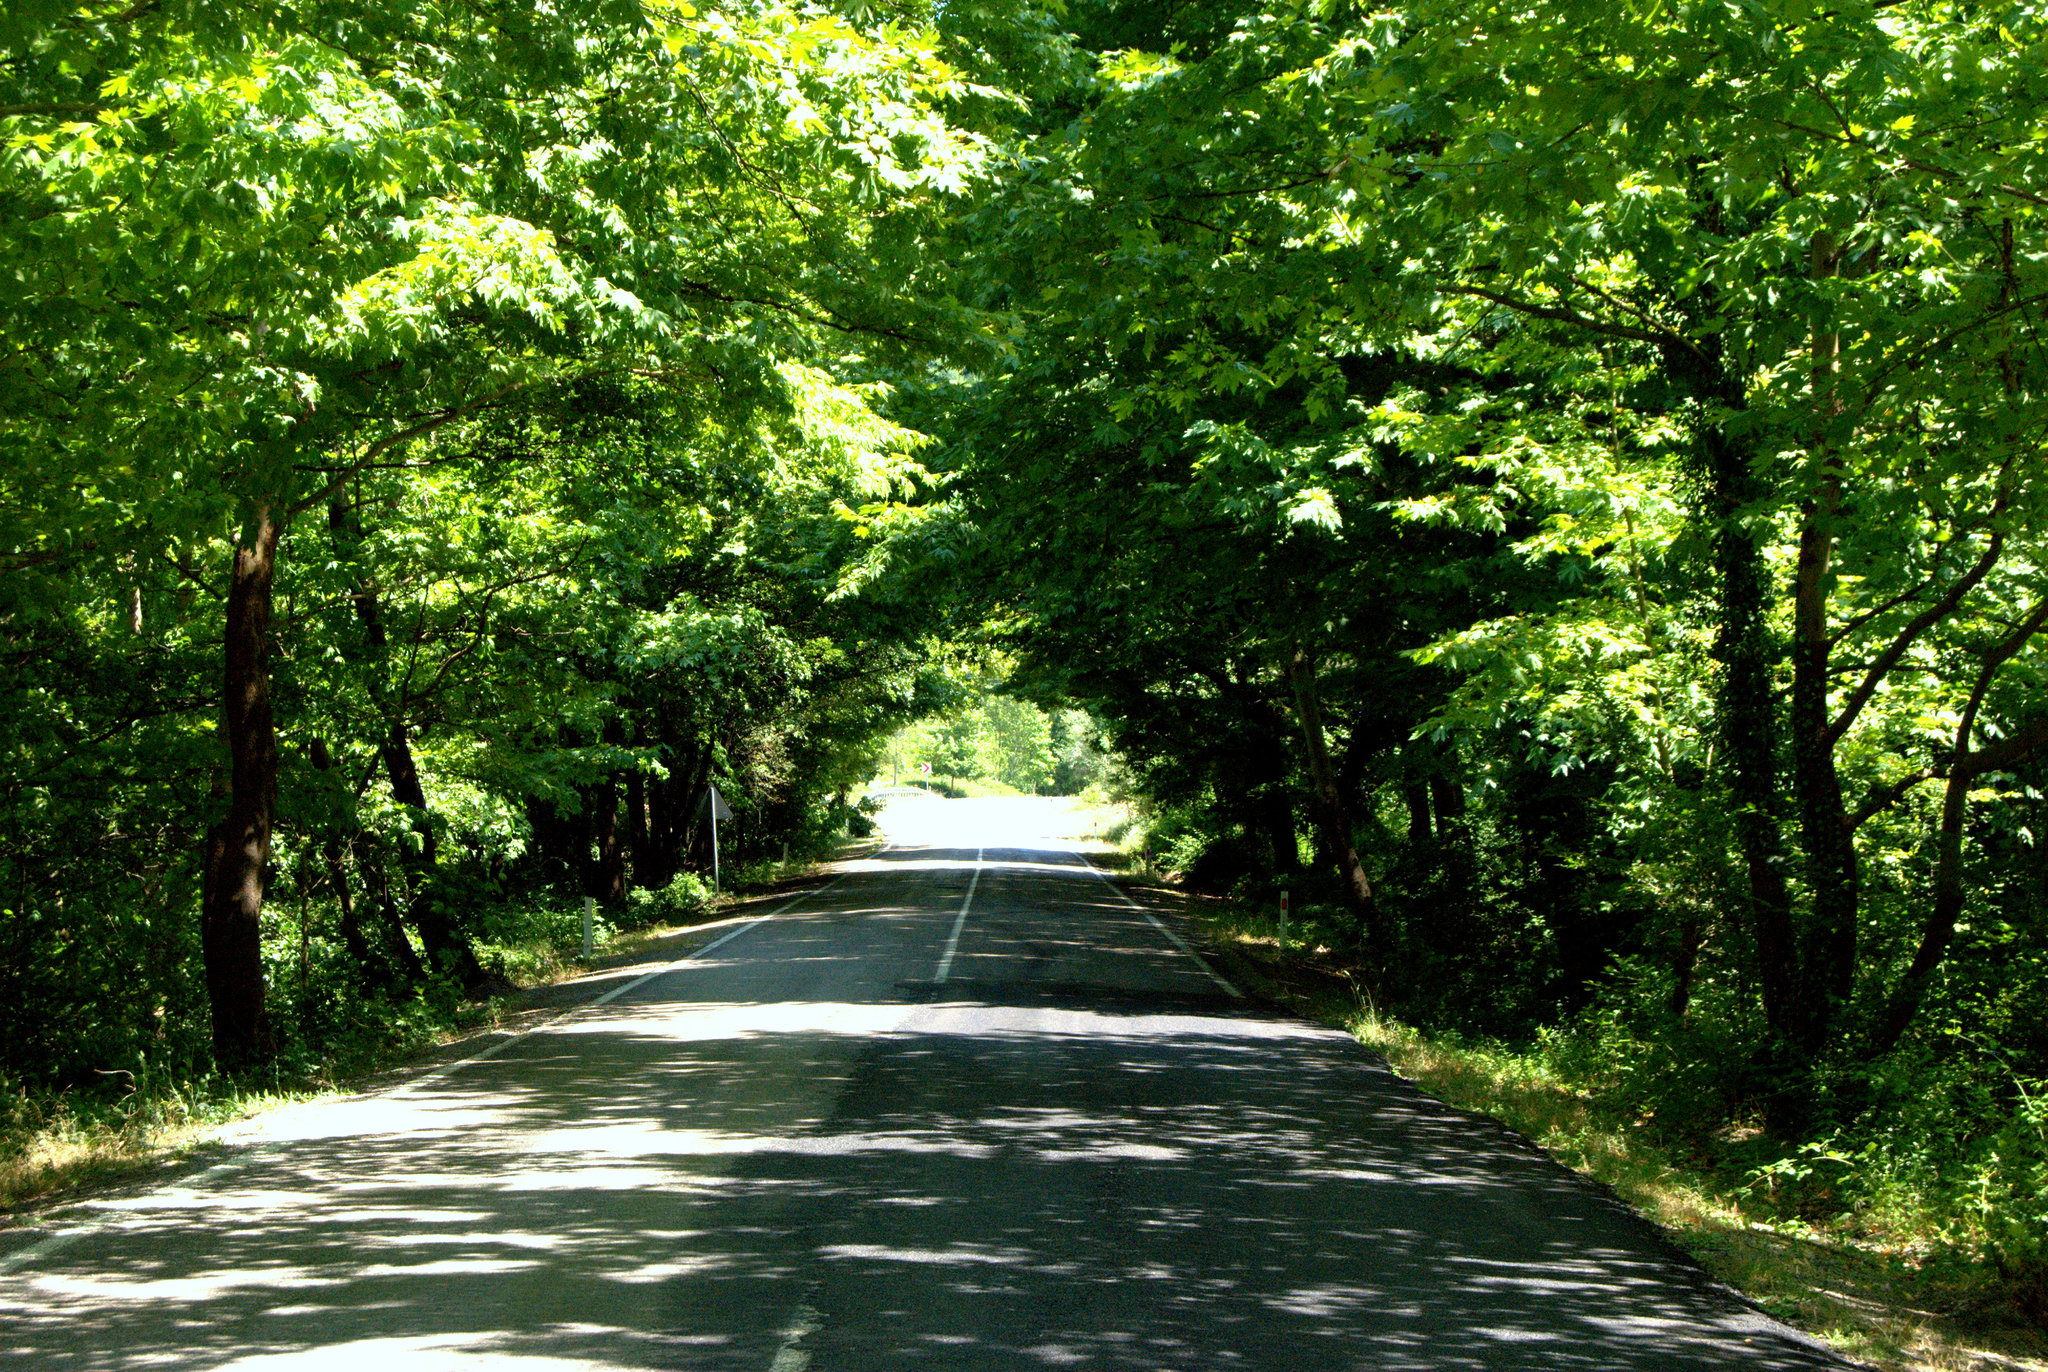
[0,1081,313,1218]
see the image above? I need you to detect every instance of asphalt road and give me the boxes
[0,796,1852,1370]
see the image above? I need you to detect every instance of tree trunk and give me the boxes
[1428,772,1468,842]
[1403,780,1431,847]
[1261,787,1300,877]
[382,721,491,990]
[200,507,280,1069]
[357,836,429,984]
[1693,395,1796,1047]
[626,766,650,882]
[1870,770,1969,1055]
[325,839,376,981]
[1286,648,1380,942]
[525,794,581,885]
[330,496,490,991]
[1870,663,2048,1053]
[1787,228,1858,1053]
[1669,916,1704,1019]
[309,737,391,990]
[587,776,626,904]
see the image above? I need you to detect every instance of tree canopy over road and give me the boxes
[5,0,2048,1331]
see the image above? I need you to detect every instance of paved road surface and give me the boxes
[0,797,1851,1370]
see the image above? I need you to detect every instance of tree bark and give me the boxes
[200,507,281,1069]
[1686,366,1796,1047]
[1286,648,1380,942]
[1261,787,1301,877]
[325,839,375,980]
[626,766,650,881]
[1428,771,1468,842]
[308,737,388,989]
[1870,646,2048,1053]
[331,495,490,991]
[1669,916,1704,1019]
[587,776,626,904]
[1402,782,1431,846]
[357,836,429,984]
[1786,228,1858,1053]
[381,721,492,990]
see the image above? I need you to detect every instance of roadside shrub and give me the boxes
[623,873,713,930]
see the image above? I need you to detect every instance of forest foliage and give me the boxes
[906,0,2048,1310]
[6,0,2048,1319]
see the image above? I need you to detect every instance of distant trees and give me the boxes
[881,692,1072,795]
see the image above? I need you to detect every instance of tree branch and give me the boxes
[1438,283,1708,358]
[1829,520,2006,745]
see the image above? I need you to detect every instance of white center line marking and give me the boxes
[1072,848,1243,999]
[933,847,985,983]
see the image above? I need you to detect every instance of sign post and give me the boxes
[582,896,595,960]
[701,785,733,892]
[1278,890,1290,953]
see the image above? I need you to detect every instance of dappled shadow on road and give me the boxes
[0,843,1848,1370]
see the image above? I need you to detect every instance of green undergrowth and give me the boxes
[1188,909,2048,1372]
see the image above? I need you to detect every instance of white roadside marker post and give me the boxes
[582,896,594,960]
[1279,890,1289,954]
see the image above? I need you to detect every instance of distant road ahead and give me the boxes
[0,796,1849,1370]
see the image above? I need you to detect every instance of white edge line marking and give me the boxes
[1072,848,1242,999]
[0,1157,250,1276]
[767,1297,823,1371]
[405,849,884,1087]
[0,846,889,1280]
[932,847,985,983]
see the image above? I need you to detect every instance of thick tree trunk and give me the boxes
[1428,752,1475,903]
[525,795,581,885]
[1261,787,1300,877]
[1663,318,1799,1060]
[1790,491,1858,1049]
[1787,229,1858,1052]
[1690,383,1796,1046]
[664,743,715,877]
[200,507,281,1069]
[1286,648,1380,942]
